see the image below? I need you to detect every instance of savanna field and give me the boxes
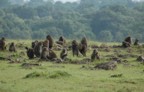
[0,40,144,92]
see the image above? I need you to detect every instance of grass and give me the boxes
[0,40,144,92]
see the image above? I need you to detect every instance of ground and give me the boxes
[0,40,144,92]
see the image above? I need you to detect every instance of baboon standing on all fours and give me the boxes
[9,42,16,52]
[46,35,54,49]
[91,49,100,62]
[40,47,49,60]
[60,48,68,60]
[72,40,79,57]
[0,37,6,50]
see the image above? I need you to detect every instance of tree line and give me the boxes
[0,0,144,42]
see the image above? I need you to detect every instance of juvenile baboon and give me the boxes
[56,36,66,46]
[46,35,54,49]
[9,42,16,52]
[48,50,57,60]
[91,49,100,62]
[60,48,68,60]
[72,40,79,57]
[134,39,139,45]
[0,37,6,50]
[25,47,34,59]
[122,36,132,47]
[40,47,49,60]
[33,42,43,57]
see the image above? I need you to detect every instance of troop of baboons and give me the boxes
[0,36,140,62]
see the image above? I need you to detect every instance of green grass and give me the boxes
[0,40,144,92]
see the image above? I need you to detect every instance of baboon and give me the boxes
[25,47,34,59]
[9,42,16,52]
[60,48,68,60]
[79,43,87,57]
[122,36,132,47]
[0,37,6,50]
[56,36,66,46]
[33,42,43,57]
[81,37,88,48]
[40,47,49,60]
[72,40,79,57]
[91,49,100,62]
[48,50,57,60]
[32,40,38,48]
[46,35,54,49]
[43,39,49,49]
[134,39,139,45]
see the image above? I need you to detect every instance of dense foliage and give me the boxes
[0,0,144,42]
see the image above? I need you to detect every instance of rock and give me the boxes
[94,61,117,70]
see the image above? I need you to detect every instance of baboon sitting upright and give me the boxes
[33,42,43,57]
[72,40,79,57]
[60,48,68,60]
[40,47,49,60]
[9,42,16,52]
[56,36,66,46]
[46,35,54,49]
[48,50,57,60]
[134,39,139,45]
[32,40,38,49]
[25,47,34,59]
[79,43,87,57]
[81,37,88,48]
[122,36,132,48]
[79,37,88,56]
[0,37,6,50]
[91,49,100,62]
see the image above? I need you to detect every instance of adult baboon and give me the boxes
[56,36,66,46]
[91,49,100,62]
[43,39,49,49]
[72,40,79,57]
[79,43,87,57]
[32,40,38,49]
[48,50,57,60]
[134,39,139,45]
[46,35,54,49]
[25,47,34,59]
[0,37,6,50]
[40,47,49,60]
[60,48,68,60]
[122,36,132,47]
[9,42,16,52]
[81,37,88,48]
[33,42,43,57]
